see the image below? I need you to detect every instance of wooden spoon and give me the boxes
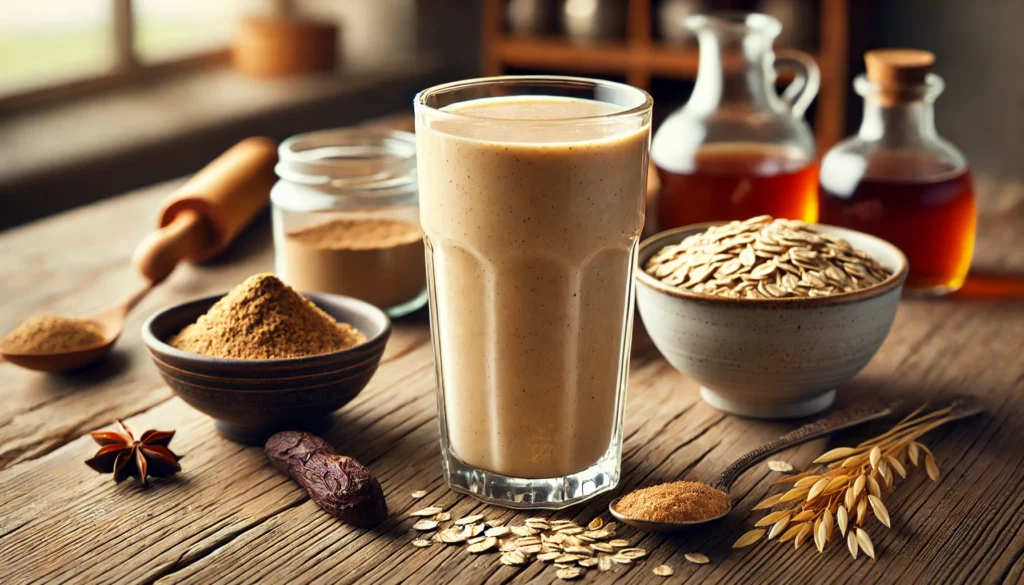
[1,138,277,373]
[1,283,154,372]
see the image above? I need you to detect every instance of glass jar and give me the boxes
[652,12,820,231]
[819,50,975,296]
[271,128,427,317]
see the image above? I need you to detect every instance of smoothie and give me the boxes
[417,96,649,479]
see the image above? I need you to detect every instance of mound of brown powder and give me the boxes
[1,315,105,354]
[170,273,365,360]
[615,481,730,523]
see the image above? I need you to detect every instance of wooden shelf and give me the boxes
[495,37,633,74]
[482,0,850,150]
[495,37,809,83]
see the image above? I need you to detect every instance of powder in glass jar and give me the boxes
[1,315,105,354]
[169,273,365,360]
[279,217,426,310]
[615,481,730,523]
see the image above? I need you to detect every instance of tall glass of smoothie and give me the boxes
[414,76,653,508]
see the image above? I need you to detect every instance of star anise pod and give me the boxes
[84,420,182,487]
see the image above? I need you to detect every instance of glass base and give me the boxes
[384,288,429,318]
[442,446,620,510]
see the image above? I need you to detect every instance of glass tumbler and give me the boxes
[414,76,653,508]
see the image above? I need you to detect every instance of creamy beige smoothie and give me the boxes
[417,96,649,479]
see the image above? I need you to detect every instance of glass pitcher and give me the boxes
[652,12,820,231]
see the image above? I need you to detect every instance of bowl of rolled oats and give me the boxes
[635,216,907,419]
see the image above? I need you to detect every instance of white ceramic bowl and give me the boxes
[635,222,908,419]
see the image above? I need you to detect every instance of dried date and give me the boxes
[265,431,388,527]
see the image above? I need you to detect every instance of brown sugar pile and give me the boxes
[169,273,365,359]
[615,481,730,523]
[1,315,105,354]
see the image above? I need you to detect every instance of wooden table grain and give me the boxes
[1,177,1022,585]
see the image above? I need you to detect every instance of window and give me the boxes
[0,0,234,105]
[0,0,115,95]
[133,0,239,64]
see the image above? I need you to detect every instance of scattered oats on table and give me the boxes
[619,548,647,559]
[401,512,644,575]
[653,564,674,576]
[409,506,443,517]
[467,536,498,553]
[556,567,582,580]
[685,552,710,564]
[484,526,510,537]
[454,514,484,526]
[500,550,527,566]
[410,490,427,499]
[767,460,794,472]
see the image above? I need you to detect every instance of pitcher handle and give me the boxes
[775,49,820,118]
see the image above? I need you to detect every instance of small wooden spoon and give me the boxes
[1,283,154,373]
[610,396,983,532]
[1,138,277,374]
[0,209,205,373]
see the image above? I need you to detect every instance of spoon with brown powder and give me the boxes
[609,399,902,532]
[1,284,154,372]
[1,138,277,373]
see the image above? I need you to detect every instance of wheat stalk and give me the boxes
[732,404,958,559]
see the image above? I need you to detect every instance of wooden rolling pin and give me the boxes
[132,137,278,284]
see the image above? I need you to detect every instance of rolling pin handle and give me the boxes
[132,210,210,284]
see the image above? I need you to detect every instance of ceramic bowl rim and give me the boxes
[636,221,908,306]
[141,291,391,368]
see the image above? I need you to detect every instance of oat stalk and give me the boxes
[732,404,960,559]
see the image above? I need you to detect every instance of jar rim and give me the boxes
[276,128,417,198]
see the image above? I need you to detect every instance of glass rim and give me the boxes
[414,75,654,125]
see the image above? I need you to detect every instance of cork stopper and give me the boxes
[864,49,935,105]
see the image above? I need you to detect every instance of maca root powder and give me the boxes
[615,481,731,523]
[170,273,365,360]
[1,315,105,354]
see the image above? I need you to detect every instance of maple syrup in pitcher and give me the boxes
[653,12,820,230]
[819,50,976,295]
[657,143,818,227]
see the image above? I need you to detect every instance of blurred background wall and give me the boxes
[0,0,1019,228]
[875,0,1023,179]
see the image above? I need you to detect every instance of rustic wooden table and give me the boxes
[1,176,1022,585]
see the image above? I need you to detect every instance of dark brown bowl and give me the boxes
[142,292,391,444]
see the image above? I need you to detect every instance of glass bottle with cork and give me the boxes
[819,49,976,295]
